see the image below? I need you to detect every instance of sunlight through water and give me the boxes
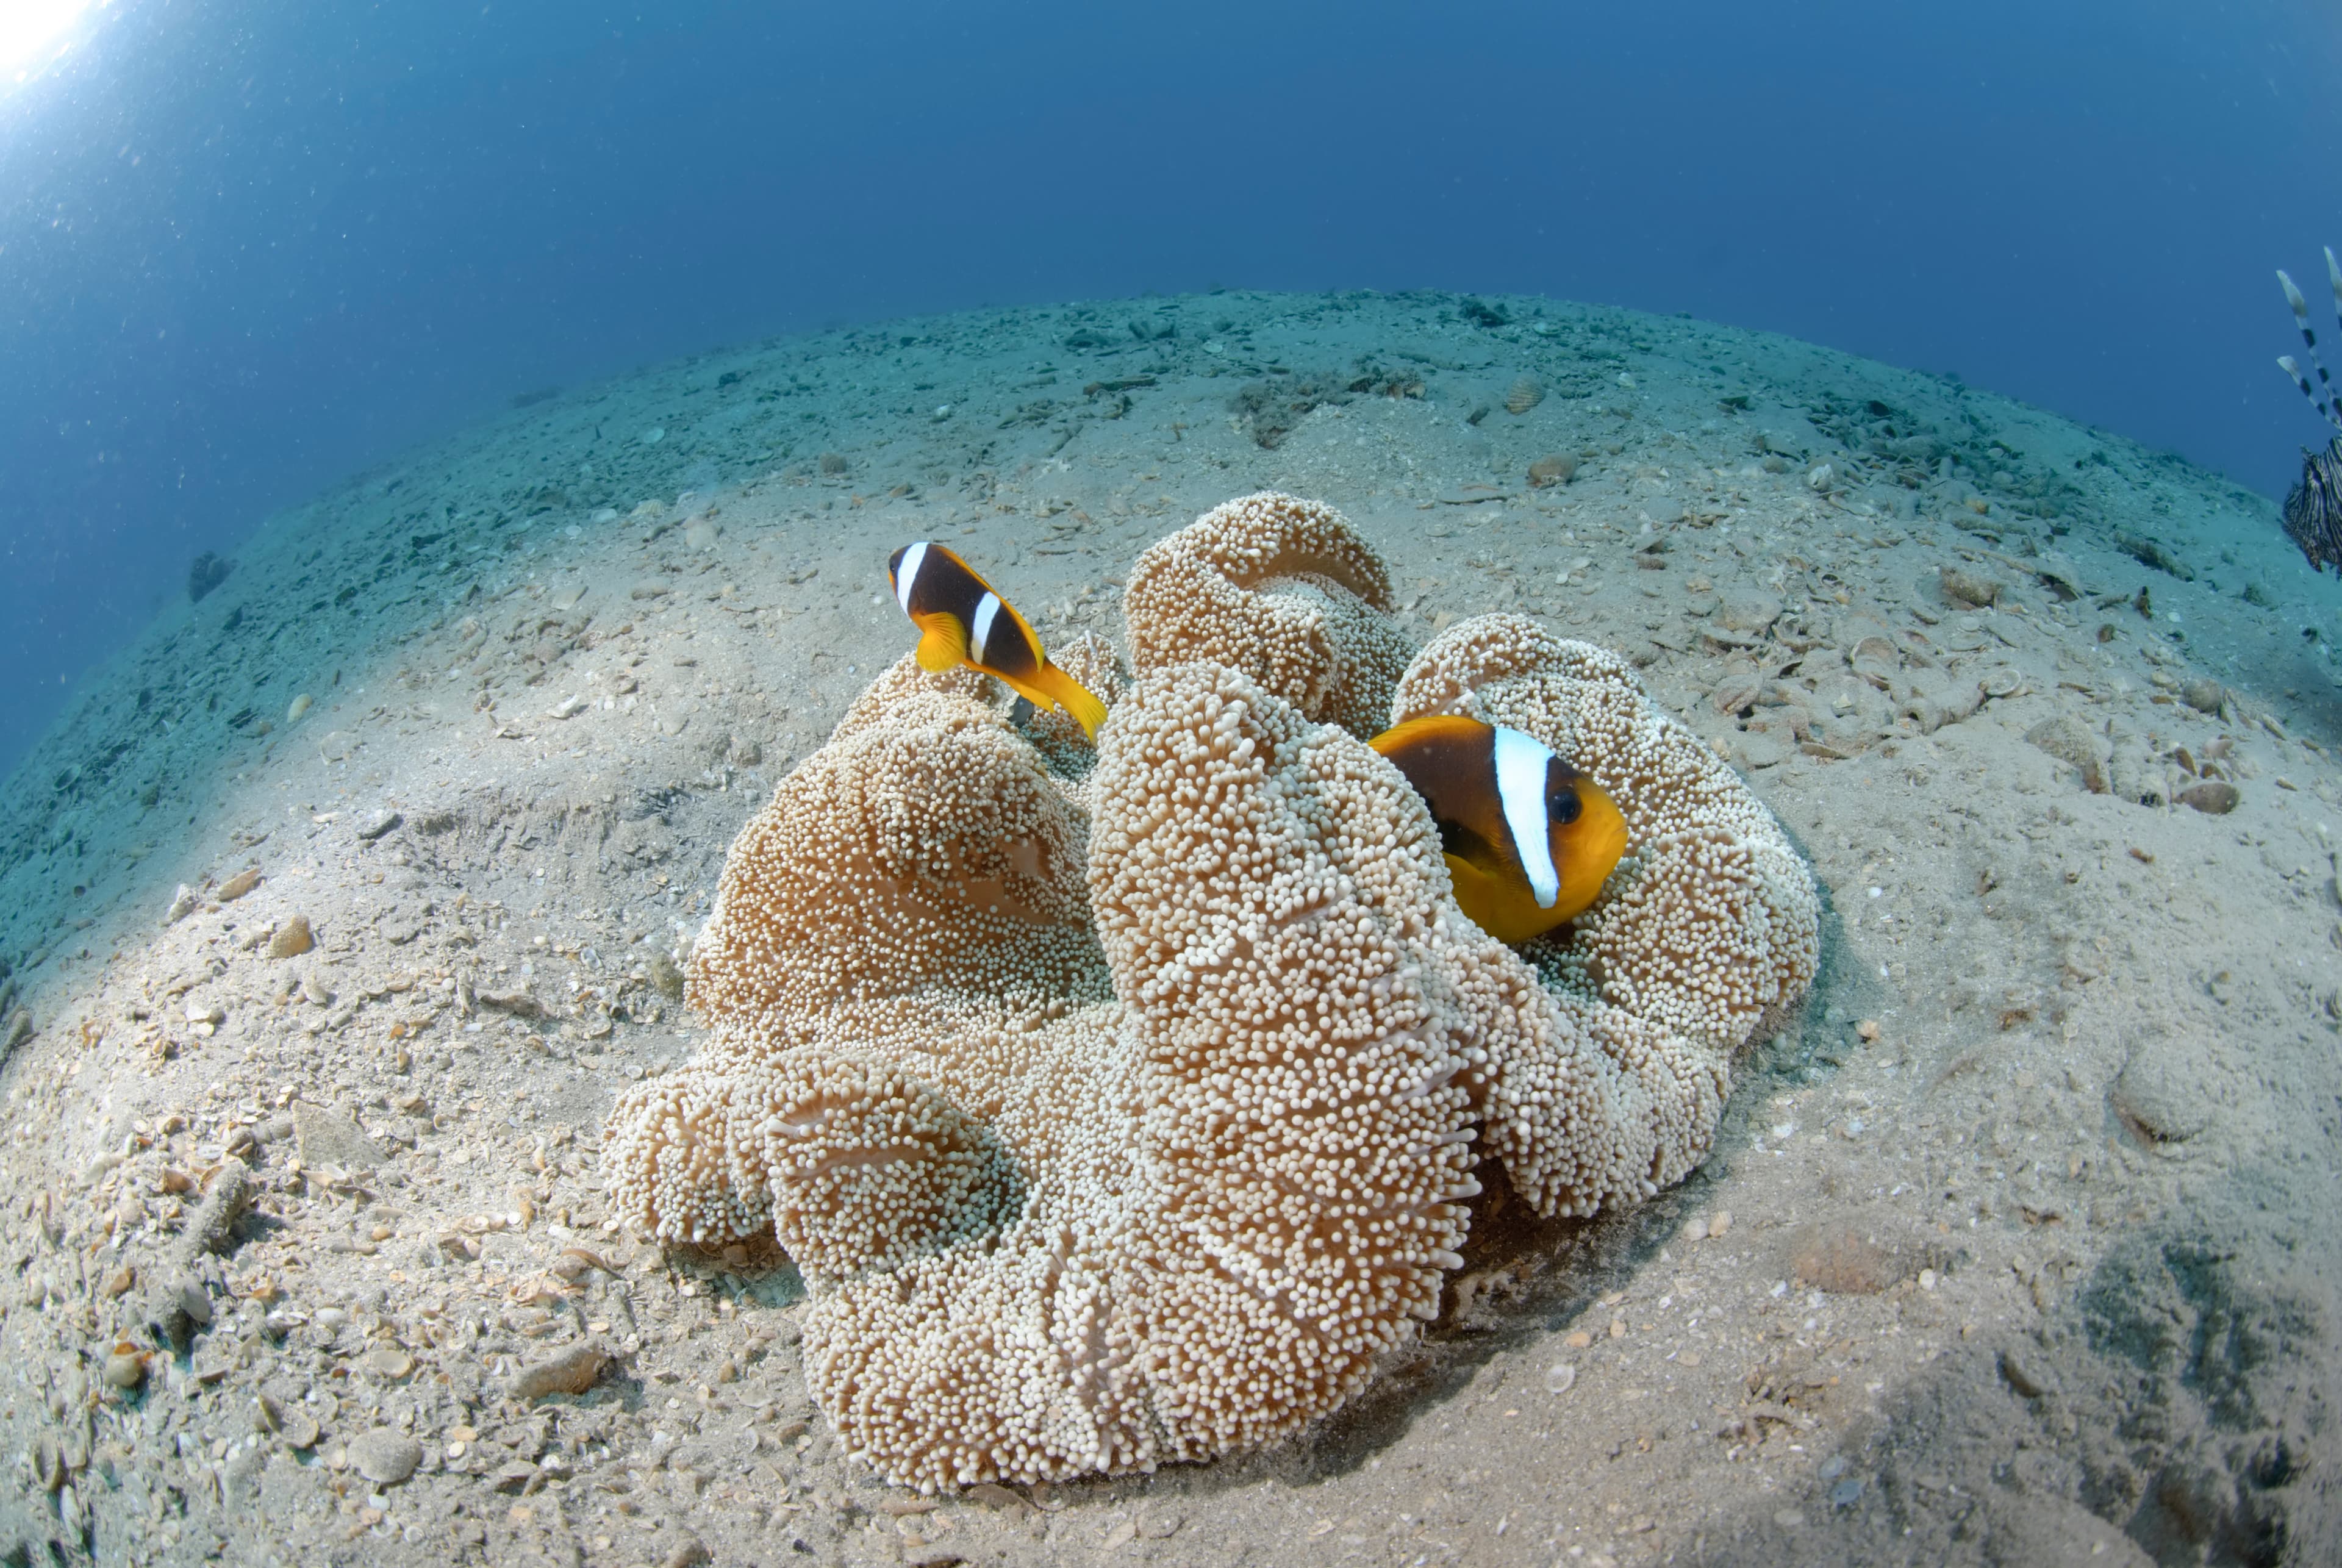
[1,0,92,77]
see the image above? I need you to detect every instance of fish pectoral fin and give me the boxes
[1442,851,1502,901]
[912,614,969,673]
[1445,853,1566,946]
[1433,815,1511,882]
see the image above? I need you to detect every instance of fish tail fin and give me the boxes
[1033,663,1108,740]
[911,613,969,673]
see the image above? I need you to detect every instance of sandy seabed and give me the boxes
[1,289,2338,1567]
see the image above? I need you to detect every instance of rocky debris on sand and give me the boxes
[100,1344,147,1390]
[1789,1215,1924,1295]
[645,950,685,1000]
[1716,592,1783,635]
[257,1393,320,1450]
[2025,715,2110,793]
[2115,532,2194,579]
[292,1101,383,1170]
[1711,665,1766,715]
[1902,678,1986,735]
[267,914,314,958]
[2112,1038,2214,1145]
[2177,779,2240,815]
[473,986,545,1018]
[1999,1344,2060,1400]
[1938,564,2003,607]
[182,1163,254,1257]
[348,1430,423,1486]
[187,550,232,603]
[2181,677,2226,713]
[509,1341,612,1399]
[1528,453,1576,487]
[148,1269,215,1350]
[1847,634,1898,688]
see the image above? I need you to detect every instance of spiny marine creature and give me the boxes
[2275,248,2342,575]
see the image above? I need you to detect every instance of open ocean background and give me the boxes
[2,0,2338,781]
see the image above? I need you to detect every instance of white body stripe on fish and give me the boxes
[970,591,1001,659]
[1492,725,1560,909]
[893,541,928,617]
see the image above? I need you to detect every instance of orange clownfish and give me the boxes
[886,542,1108,739]
[1369,715,1628,945]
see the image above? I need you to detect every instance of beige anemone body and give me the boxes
[601,492,1819,1491]
[1122,490,1413,737]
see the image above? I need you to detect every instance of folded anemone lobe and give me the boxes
[685,656,1106,1034]
[1123,492,1411,736]
[602,499,1820,1490]
[602,659,1108,1255]
[1088,664,1483,1460]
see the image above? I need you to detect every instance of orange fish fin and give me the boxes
[1444,853,1561,946]
[1369,713,1489,757]
[911,612,969,673]
[997,666,1107,740]
[1032,664,1108,740]
[994,670,1055,710]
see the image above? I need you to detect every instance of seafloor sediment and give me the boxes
[0,290,2335,1566]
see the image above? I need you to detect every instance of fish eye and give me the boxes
[1550,787,1581,825]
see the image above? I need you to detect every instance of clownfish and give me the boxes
[886,542,1108,739]
[1369,715,1628,945]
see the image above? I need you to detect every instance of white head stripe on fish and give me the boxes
[969,591,1001,660]
[893,542,928,617]
[1492,725,1561,909]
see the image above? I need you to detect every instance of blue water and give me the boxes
[2,0,2337,779]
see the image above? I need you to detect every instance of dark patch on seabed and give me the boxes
[1680,1189,2342,1567]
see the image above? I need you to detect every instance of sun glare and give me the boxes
[0,0,93,75]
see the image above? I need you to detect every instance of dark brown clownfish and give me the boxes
[886,542,1108,739]
[1369,715,1628,945]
